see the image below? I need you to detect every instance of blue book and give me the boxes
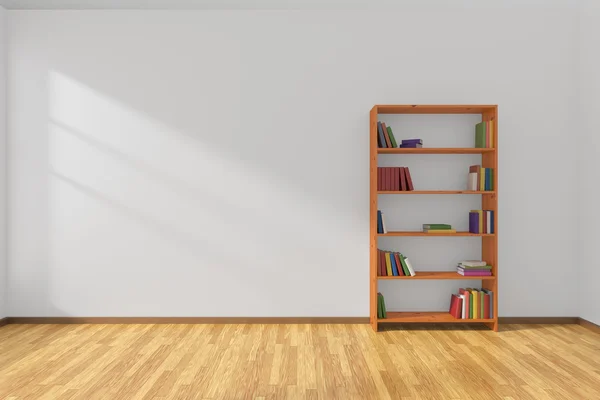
[377,122,387,148]
[377,210,383,233]
[390,253,399,276]
[482,289,494,318]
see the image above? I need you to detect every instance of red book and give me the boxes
[405,167,415,191]
[484,293,490,319]
[459,288,470,319]
[377,168,381,191]
[393,253,405,276]
[483,211,487,234]
[449,294,462,319]
[380,251,386,276]
[387,167,392,191]
[400,167,407,191]
[377,250,381,276]
[383,167,388,191]
[382,122,392,148]
[393,167,400,191]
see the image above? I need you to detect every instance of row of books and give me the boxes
[457,260,492,276]
[377,167,414,191]
[469,210,495,234]
[475,120,494,148]
[467,165,494,191]
[376,121,424,148]
[422,223,455,234]
[449,288,494,319]
[377,249,416,276]
[377,293,387,319]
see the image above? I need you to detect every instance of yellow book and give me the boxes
[480,168,485,190]
[424,229,457,233]
[471,289,479,319]
[384,252,393,276]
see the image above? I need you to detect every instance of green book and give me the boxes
[398,253,411,276]
[467,289,473,318]
[377,294,382,319]
[380,293,387,318]
[458,264,492,270]
[475,121,486,148]
[422,224,452,230]
[386,126,398,148]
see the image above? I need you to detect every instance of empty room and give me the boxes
[0,0,599,399]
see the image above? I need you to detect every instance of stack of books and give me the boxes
[399,139,423,148]
[376,121,398,148]
[422,224,456,234]
[449,288,494,319]
[475,120,494,148]
[377,210,387,234]
[377,167,414,191]
[377,249,416,276]
[469,210,494,234]
[377,293,387,319]
[457,260,492,276]
[467,165,493,191]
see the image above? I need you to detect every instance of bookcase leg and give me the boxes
[485,321,498,332]
[370,320,378,332]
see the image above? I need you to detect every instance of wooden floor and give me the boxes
[0,324,599,399]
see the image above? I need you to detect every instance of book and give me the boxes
[400,167,407,191]
[459,260,487,267]
[459,289,470,319]
[469,212,478,233]
[458,264,492,270]
[480,291,485,319]
[387,126,398,148]
[377,250,382,276]
[399,144,423,148]
[377,293,387,319]
[471,289,479,319]
[384,252,393,276]
[393,167,399,191]
[405,167,414,190]
[401,139,423,145]
[403,256,416,276]
[483,292,490,319]
[469,165,481,191]
[377,122,387,148]
[393,253,405,276]
[468,172,478,191]
[481,289,494,318]
[475,121,486,148]
[377,210,383,234]
[424,229,457,233]
[457,269,492,276]
[390,253,399,276]
[449,294,462,319]
[398,254,411,276]
[423,224,452,229]
[382,123,392,148]
[459,294,466,319]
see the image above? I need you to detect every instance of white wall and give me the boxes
[580,1,600,325]
[7,6,580,317]
[0,6,6,319]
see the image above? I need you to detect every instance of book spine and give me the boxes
[381,212,387,234]
[469,212,478,234]
[399,144,423,148]
[387,126,397,148]
[484,293,490,319]
[390,252,399,276]
[401,139,423,145]
[475,122,484,148]
[405,167,414,191]
[385,252,393,276]
[380,251,387,276]
[404,257,416,276]
[393,253,405,276]
[377,122,387,148]
[398,254,410,276]
[400,167,407,191]
[382,122,392,148]
[394,167,400,191]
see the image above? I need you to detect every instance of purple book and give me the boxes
[469,212,479,233]
[401,139,423,145]
[457,270,492,276]
[399,144,423,148]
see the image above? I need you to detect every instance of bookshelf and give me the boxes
[370,104,498,332]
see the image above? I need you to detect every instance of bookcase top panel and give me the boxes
[375,105,497,115]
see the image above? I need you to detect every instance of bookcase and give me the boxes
[370,105,498,332]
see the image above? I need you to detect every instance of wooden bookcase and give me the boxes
[369,105,498,332]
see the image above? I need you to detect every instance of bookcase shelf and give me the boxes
[378,231,494,237]
[379,312,495,323]
[378,271,495,280]
[378,190,495,195]
[378,148,495,154]
[370,104,498,332]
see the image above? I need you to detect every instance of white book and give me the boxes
[381,212,387,233]
[459,260,487,267]
[468,172,478,191]
[404,257,416,276]
[459,294,466,319]
[487,210,492,234]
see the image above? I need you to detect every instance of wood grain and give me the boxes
[378,271,495,280]
[579,318,600,334]
[0,318,7,327]
[370,106,378,332]
[0,323,598,399]
[499,317,579,324]
[375,104,497,114]
[377,190,496,194]
[5,317,369,324]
